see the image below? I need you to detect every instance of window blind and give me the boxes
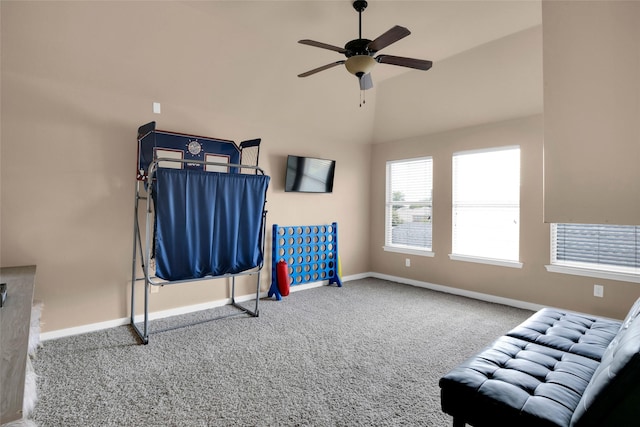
[552,223,640,272]
[385,157,433,251]
[452,146,520,262]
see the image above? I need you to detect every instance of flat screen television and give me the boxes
[285,155,336,193]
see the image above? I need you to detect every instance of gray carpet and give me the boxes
[32,278,533,426]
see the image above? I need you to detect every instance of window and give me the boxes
[451,146,521,267]
[548,223,640,283]
[384,157,433,255]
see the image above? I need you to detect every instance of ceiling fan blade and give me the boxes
[375,55,433,71]
[367,26,411,53]
[298,61,345,78]
[359,73,373,91]
[298,39,347,54]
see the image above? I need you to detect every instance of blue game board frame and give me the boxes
[268,222,342,301]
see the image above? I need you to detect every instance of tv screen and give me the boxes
[285,155,335,193]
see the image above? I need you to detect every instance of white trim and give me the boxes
[452,145,521,157]
[369,272,543,312]
[40,275,364,341]
[549,223,640,283]
[41,317,132,341]
[449,254,523,269]
[288,273,368,292]
[386,155,434,166]
[41,292,263,341]
[46,272,624,342]
[545,264,640,284]
[289,281,325,293]
[341,272,372,281]
[384,156,433,250]
[383,246,435,257]
[131,297,233,323]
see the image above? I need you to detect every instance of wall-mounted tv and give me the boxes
[285,155,336,193]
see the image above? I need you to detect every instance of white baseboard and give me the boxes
[367,272,545,312]
[41,291,267,342]
[41,275,361,341]
[287,273,365,293]
[341,272,373,281]
[41,272,542,341]
[287,281,325,293]
[41,317,131,341]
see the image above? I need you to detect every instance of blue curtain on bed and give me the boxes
[153,168,270,281]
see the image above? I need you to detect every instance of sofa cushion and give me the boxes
[570,298,640,427]
[440,336,600,427]
[506,308,621,361]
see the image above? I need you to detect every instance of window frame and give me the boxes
[449,146,523,268]
[383,156,434,257]
[546,223,640,283]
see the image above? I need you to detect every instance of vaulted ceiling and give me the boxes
[178,1,542,145]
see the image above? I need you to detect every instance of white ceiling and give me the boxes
[184,1,543,145]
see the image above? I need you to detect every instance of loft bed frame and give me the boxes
[130,122,269,344]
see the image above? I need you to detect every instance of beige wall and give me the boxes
[0,2,371,332]
[2,1,639,333]
[542,0,640,224]
[373,25,543,143]
[370,115,640,320]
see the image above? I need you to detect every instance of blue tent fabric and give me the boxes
[153,168,270,281]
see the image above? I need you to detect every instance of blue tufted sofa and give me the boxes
[439,298,640,427]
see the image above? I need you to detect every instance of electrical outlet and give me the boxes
[594,284,604,298]
[405,258,411,267]
[150,285,160,294]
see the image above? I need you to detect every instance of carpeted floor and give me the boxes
[32,278,533,426]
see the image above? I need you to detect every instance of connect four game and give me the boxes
[268,222,342,300]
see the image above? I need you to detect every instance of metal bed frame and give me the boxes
[130,157,267,344]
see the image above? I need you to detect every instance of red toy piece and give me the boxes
[276,260,290,297]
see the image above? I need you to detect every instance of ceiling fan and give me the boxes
[298,0,433,92]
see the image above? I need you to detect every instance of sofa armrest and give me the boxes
[570,302,640,427]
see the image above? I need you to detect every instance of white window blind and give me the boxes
[452,146,520,262]
[551,223,640,275]
[385,157,433,252]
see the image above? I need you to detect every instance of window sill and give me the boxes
[449,254,523,269]
[383,246,434,257]
[545,264,640,284]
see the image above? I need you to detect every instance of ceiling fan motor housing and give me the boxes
[344,39,373,57]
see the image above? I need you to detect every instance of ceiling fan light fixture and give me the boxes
[345,55,376,76]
